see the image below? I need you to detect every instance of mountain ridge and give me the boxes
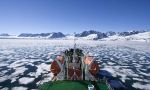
[0,30,149,41]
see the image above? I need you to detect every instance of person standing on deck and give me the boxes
[83,53,100,81]
[50,52,65,81]
[68,57,82,80]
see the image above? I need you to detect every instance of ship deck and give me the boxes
[39,80,109,90]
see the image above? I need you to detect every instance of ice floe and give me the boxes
[132,83,150,90]
[11,66,28,76]
[1,87,9,90]
[11,87,28,90]
[19,77,35,84]
[35,63,50,78]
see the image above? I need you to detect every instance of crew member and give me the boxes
[84,54,100,81]
[50,53,65,81]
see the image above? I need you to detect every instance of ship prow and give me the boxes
[39,48,113,90]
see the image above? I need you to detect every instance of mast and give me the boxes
[72,32,77,80]
[73,32,76,63]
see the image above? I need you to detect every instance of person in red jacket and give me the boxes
[84,54,100,81]
[68,57,82,80]
[50,53,65,81]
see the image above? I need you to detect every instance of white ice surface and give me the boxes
[132,83,150,90]
[11,87,28,90]
[1,87,9,90]
[11,66,28,76]
[35,63,50,78]
[19,77,35,84]
[0,39,150,90]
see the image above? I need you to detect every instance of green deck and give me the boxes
[97,82,109,90]
[39,80,109,90]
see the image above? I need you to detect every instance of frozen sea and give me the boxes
[0,39,150,90]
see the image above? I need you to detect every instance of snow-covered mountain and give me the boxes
[0,34,18,39]
[76,30,107,39]
[0,30,150,41]
[81,34,98,40]
[65,33,98,40]
[0,33,10,36]
[18,32,65,39]
[101,31,150,42]
[16,30,107,40]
